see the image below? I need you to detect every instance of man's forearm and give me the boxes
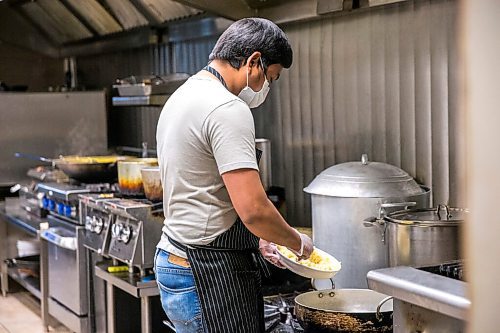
[242,199,302,252]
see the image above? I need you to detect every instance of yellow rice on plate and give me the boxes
[276,245,341,272]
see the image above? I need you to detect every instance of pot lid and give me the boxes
[304,154,425,198]
[385,205,468,226]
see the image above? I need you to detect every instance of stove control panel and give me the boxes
[111,222,133,244]
[108,217,141,265]
[42,196,77,219]
[82,207,113,256]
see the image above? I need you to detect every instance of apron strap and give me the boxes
[203,66,228,89]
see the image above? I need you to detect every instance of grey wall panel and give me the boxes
[140,106,162,149]
[77,47,153,89]
[171,37,218,74]
[0,42,64,92]
[254,0,463,227]
[0,92,108,182]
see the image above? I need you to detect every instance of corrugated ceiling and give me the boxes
[16,0,202,45]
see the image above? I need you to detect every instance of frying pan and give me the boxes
[295,289,393,332]
[15,152,130,183]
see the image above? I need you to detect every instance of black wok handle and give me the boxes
[14,152,54,164]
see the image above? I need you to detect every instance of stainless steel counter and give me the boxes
[367,266,469,332]
[94,262,159,333]
[0,199,52,331]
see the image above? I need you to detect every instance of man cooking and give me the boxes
[155,18,314,333]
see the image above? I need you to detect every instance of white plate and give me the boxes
[277,247,341,279]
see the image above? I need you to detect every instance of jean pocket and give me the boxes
[156,270,196,293]
[157,270,203,332]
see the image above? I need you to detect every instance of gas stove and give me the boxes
[264,293,304,333]
[82,196,164,275]
[36,182,117,223]
[105,198,163,274]
[419,259,465,281]
[80,193,121,256]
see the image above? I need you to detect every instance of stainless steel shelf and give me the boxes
[94,263,158,298]
[112,95,168,106]
[7,267,41,300]
[0,204,43,237]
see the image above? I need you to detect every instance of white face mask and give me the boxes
[238,58,270,108]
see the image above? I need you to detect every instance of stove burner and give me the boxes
[83,182,119,192]
[264,293,304,333]
[420,259,465,281]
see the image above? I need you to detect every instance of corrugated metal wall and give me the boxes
[77,0,464,229]
[253,0,464,226]
[142,38,218,146]
[77,37,217,149]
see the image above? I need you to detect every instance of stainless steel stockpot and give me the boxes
[383,205,468,267]
[304,154,431,288]
[255,138,272,191]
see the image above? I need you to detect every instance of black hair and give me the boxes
[208,18,293,70]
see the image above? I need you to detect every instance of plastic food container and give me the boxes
[117,158,158,196]
[140,167,163,201]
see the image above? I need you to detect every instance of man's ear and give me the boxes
[247,51,262,69]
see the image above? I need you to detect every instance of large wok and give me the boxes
[295,289,393,332]
[15,152,130,183]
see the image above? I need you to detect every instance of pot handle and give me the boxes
[379,202,417,216]
[376,296,393,322]
[14,152,54,164]
[311,278,335,291]
[363,201,417,226]
[437,204,451,220]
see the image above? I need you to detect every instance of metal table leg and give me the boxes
[0,217,8,297]
[40,237,50,332]
[141,296,152,333]
[107,282,116,333]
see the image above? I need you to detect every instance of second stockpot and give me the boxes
[381,205,468,267]
[304,154,431,289]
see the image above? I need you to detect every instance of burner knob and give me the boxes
[94,217,104,234]
[70,206,77,219]
[48,199,56,211]
[121,225,131,244]
[64,205,72,217]
[111,223,122,240]
[57,203,65,215]
[42,197,49,209]
[85,216,93,231]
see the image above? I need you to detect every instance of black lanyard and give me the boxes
[203,65,228,89]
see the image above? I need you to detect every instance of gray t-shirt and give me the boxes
[156,75,258,258]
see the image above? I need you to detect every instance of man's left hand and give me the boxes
[259,239,286,269]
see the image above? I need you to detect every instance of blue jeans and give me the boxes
[154,249,204,333]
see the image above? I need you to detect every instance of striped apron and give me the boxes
[168,146,271,333]
[169,218,271,333]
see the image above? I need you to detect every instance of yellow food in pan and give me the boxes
[60,156,124,164]
[277,245,340,272]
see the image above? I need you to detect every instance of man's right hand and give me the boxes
[289,231,314,260]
